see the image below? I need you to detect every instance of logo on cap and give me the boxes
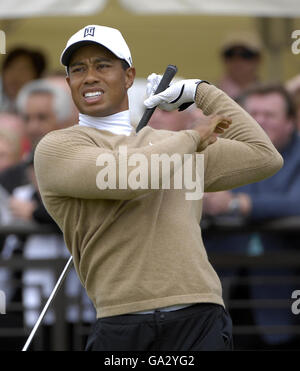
[84,27,95,38]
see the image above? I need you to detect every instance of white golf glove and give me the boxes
[144,73,206,111]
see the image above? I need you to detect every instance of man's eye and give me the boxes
[97,64,110,69]
[71,67,84,73]
[37,114,49,121]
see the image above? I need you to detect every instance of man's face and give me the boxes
[224,47,260,85]
[244,92,294,149]
[3,56,37,99]
[66,44,135,117]
[23,93,58,146]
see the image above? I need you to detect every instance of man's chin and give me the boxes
[80,106,108,117]
[80,106,120,118]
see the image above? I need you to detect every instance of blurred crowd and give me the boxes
[0,46,94,350]
[0,31,300,350]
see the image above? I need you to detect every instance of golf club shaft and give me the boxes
[22,256,73,351]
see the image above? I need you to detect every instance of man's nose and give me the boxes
[84,66,100,84]
[26,118,40,133]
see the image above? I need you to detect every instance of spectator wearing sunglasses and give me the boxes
[218,33,263,100]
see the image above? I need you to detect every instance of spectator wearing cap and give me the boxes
[218,32,262,100]
[0,47,47,113]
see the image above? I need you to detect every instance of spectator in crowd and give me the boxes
[1,152,94,350]
[45,71,79,127]
[0,152,64,350]
[0,47,47,113]
[0,81,74,350]
[202,84,300,349]
[17,79,73,147]
[0,78,91,350]
[217,32,263,100]
[0,112,30,158]
[0,115,25,241]
[0,113,28,152]
[0,79,74,193]
[0,128,21,172]
[286,74,300,133]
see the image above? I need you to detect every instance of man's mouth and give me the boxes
[83,90,103,103]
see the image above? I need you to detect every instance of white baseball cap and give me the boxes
[60,25,133,67]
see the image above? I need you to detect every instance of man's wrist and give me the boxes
[185,129,203,149]
[195,81,211,109]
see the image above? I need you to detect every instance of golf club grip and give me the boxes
[136,64,177,133]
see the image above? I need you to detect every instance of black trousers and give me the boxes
[85,303,233,351]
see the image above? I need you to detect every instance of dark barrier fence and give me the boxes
[0,217,299,350]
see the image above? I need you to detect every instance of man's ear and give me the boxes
[125,67,136,90]
[66,75,70,88]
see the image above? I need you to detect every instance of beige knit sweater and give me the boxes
[34,83,283,318]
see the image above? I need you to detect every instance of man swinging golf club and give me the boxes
[34,25,283,351]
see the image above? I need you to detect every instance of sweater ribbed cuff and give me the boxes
[185,129,203,149]
[195,82,212,110]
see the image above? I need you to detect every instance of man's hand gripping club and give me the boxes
[144,73,232,151]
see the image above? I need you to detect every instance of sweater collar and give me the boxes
[78,110,133,136]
